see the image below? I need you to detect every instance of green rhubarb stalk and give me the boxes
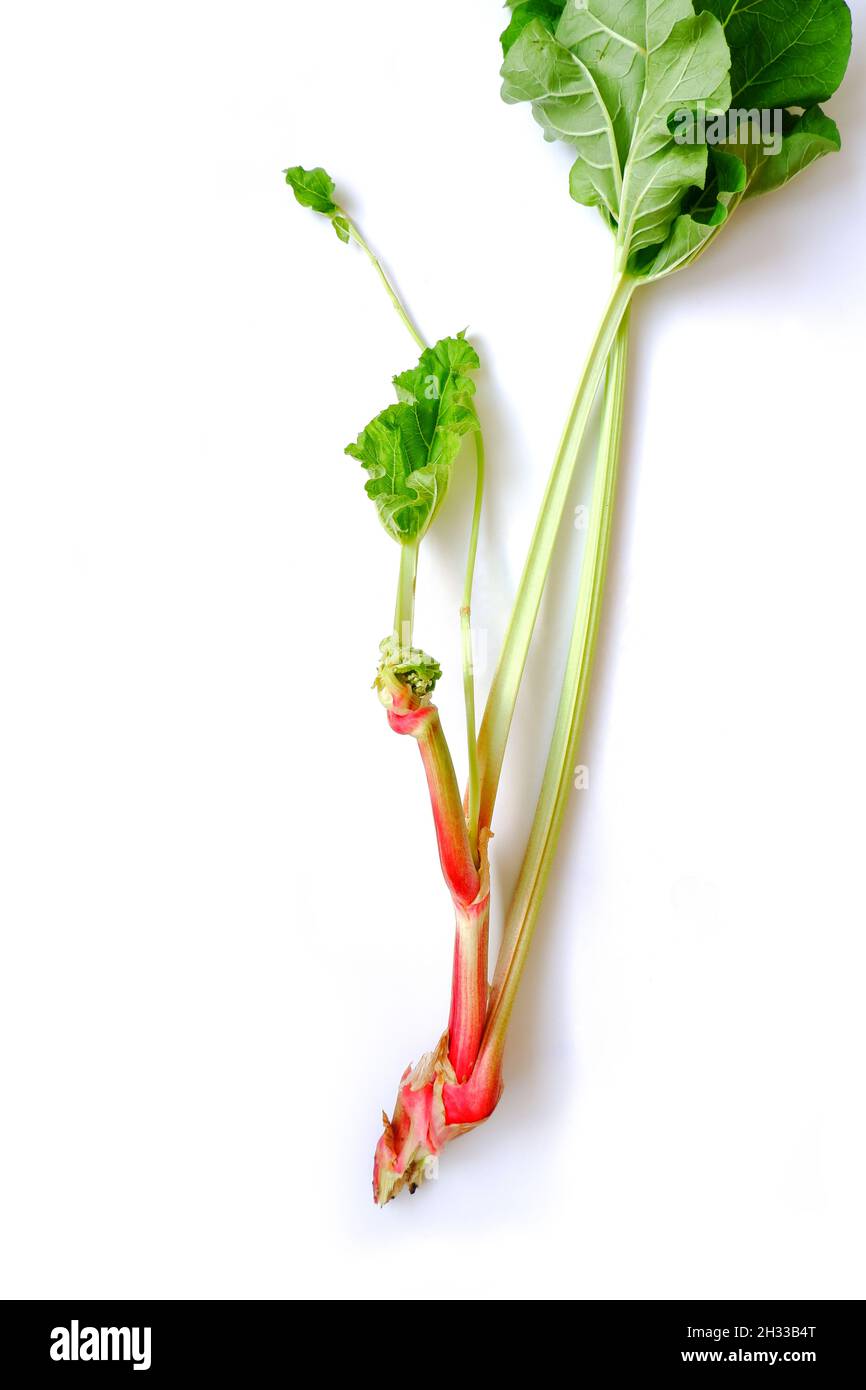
[393,539,419,649]
[463,0,853,1129]
[473,0,731,838]
[480,312,631,1077]
[476,272,634,833]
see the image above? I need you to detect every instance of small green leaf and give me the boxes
[746,107,842,200]
[685,148,747,224]
[332,214,351,242]
[284,165,339,215]
[500,1,566,57]
[285,165,355,246]
[346,335,480,545]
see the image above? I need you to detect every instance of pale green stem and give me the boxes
[461,431,485,863]
[476,313,631,1074]
[347,213,484,835]
[476,273,635,835]
[393,541,419,651]
[346,220,426,353]
[344,221,423,656]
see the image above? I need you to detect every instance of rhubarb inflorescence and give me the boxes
[283,0,851,1205]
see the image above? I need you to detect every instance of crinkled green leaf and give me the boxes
[501,3,731,257]
[696,0,852,109]
[345,335,480,544]
[377,636,442,698]
[501,1,567,57]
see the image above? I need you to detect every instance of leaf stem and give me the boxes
[393,540,419,651]
[476,273,635,835]
[461,430,485,862]
[346,220,426,353]
[476,312,631,1080]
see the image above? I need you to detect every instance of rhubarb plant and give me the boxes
[283,0,851,1205]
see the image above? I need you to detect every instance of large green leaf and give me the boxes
[501,2,732,258]
[500,2,851,283]
[634,1,852,280]
[345,335,480,544]
[696,0,852,109]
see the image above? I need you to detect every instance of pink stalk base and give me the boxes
[373,832,497,1203]
[373,1031,503,1206]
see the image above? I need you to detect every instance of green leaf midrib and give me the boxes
[405,357,463,530]
[618,32,710,251]
[562,38,625,205]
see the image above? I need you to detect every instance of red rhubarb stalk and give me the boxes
[380,674,480,909]
[447,831,490,1082]
[381,675,490,1079]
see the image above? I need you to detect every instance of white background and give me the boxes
[1,2,864,1301]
